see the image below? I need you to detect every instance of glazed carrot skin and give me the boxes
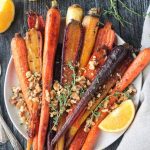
[11,34,39,138]
[83,49,107,81]
[82,48,150,149]
[11,34,31,111]
[69,124,88,150]
[38,1,61,150]
[112,48,150,93]
[79,8,100,69]
[81,112,108,150]
[55,20,83,150]
[32,124,39,150]
[93,21,116,51]
[27,11,45,35]
[61,20,83,84]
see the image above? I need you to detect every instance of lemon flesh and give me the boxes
[0,0,15,33]
[99,100,135,132]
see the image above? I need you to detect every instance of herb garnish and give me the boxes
[103,0,142,26]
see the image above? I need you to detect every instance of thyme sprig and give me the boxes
[103,0,142,26]
[50,62,88,130]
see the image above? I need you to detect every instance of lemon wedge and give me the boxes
[0,0,15,33]
[99,100,135,132]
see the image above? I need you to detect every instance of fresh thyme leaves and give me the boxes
[50,62,89,130]
[103,0,142,26]
[68,62,76,86]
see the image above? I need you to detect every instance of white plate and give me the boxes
[4,30,142,148]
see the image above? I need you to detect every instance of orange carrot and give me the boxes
[93,21,116,51]
[32,124,39,150]
[83,48,107,81]
[112,48,150,93]
[81,112,108,150]
[38,1,61,149]
[69,124,88,150]
[11,34,39,138]
[79,8,100,69]
[82,48,150,149]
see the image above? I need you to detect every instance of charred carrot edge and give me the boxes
[82,48,150,149]
[69,123,88,150]
[27,11,45,35]
[51,45,131,145]
[38,1,61,149]
[93,21,116,51]
[66,55,133,148]
[79,8,100,69]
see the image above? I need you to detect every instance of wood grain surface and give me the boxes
[0,0,149,149]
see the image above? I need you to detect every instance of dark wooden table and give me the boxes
[0,0,149,149]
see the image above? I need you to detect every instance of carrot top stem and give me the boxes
[88,8,101,17]
[52,0,58,8]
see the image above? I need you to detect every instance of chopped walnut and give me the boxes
[87,100,93,110]
[97,93,101,98]
[103,100,109,108]
[26,71,32,78]
[52,126,57,131]
[87,80,91,86]
[71,92,80,101]
[45,90,50,102]
[101,108,109,112]
[53,81,62,91]
[110,103,118,110]
[50,90,56,99]
[127,85,137,94]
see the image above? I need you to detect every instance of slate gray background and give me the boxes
[0,0,149,149]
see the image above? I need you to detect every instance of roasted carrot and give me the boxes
[66,4,84,24]
[81,112,108,150]
[69,124,88,150]
[38,1,61,149]
[11,33,39,138]
[27,11,45,35]
[93,21,116,51]
[32,124,39,150]
[25,28,43,73]
[82,48,150,149]
[112,48,150,93]
[79,8,100,69]
[66,55,133,147]
[26,138,33,150]
[51,45,131,145]
[61,20,83,84]
[55,20,83,150]
[83,48,107,81]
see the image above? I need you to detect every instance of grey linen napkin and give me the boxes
[117,6,150,150]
